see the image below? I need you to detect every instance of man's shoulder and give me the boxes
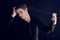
[31,16,40,23]
[31,15,38,20]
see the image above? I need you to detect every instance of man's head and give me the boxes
[13,2,30,22]
[14,0,28,15]
[15,4,29,19]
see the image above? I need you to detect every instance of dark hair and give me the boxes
[14,0,27,10]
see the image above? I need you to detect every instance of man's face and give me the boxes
[16,8,28,19]
[16,8,30,22]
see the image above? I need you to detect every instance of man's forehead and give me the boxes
[17,8,24,11]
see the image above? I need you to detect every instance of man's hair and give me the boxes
[16,4,27,10]
[14,0,27,10]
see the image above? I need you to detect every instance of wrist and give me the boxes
[11,14,16,18]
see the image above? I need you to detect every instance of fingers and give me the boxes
[13,7,16,11]
[52,13,57,25]
[11,7,17,18]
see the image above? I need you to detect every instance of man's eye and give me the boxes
[20,11,22,13]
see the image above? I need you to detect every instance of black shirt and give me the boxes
[8,15,52,40]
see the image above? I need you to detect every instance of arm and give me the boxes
[8,16,14,27]
[8,7,17,32]
[38,13,57,32]
[8,7,17,27]
[51,13,57,32]
[38,20,52,32]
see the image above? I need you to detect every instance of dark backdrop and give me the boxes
[1,0,60,40]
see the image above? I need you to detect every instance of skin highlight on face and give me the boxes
[16,8,31,23]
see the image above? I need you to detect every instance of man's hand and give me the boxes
[11,7,17,18]
[52,13,57,25]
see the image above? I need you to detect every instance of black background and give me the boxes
[1,0,60,40]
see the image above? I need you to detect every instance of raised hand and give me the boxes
[51,13,57,25]
[11,7,17,18]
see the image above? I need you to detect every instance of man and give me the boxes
[8,2,57,40]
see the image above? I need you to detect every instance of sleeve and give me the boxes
[8,16,15,32]
[37,19,53,32]
[8,16,14,27]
